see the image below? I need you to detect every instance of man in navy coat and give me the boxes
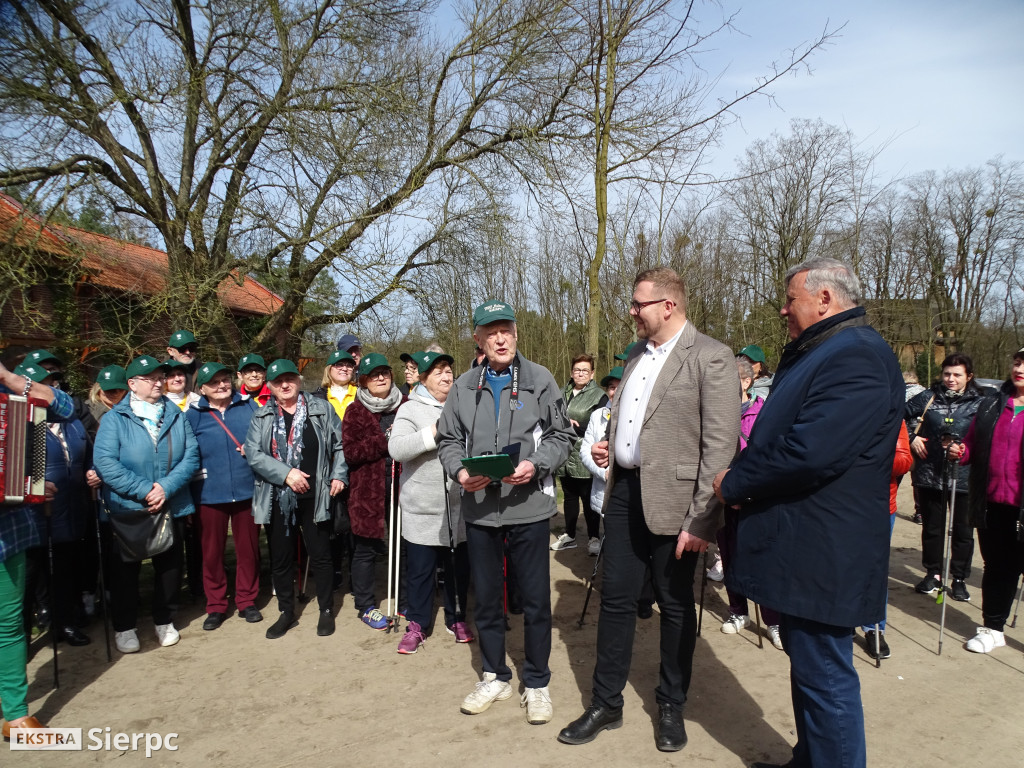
[714,258,903,768]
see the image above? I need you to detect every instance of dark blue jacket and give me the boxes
[185,394,258,505]
[37,418,90,543]
[719,307,904,627]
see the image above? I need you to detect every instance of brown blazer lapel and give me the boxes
[643,322,696,426]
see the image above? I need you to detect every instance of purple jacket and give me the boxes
[739,396,765,451]
[961,397,1023,509]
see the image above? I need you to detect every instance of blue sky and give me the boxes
[700,0,1024,180]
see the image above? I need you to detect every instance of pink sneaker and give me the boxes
[446,621,475,643]
[397,621,425,654]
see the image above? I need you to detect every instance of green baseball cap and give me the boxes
[195,362,229,388]
[615,341,639,360]
[125,355,166,378]
[399,351,419,364]
[326,350,355,366]
[237,353,266,371]
[96,365,129,391]
[168,329,197,348]
[358,353,391,376]
[737,344,767,365]
[472,299,516,328]
[266,359,300,381]
[162,358,187,371]
[25,349,62,367]
[601,366,624,387]
[14,363,50,383]
[408,350,454,374]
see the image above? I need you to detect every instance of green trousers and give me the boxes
[0,551,29,721]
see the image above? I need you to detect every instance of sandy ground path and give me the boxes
[16,483,1024,766]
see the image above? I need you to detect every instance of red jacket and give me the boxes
[342,397,405,539]
[890,421,912,514]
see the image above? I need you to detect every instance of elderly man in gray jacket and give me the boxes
[558,267,739,752]
[438,299,575,726]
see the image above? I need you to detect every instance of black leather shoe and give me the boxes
[202,612,226,631]
[557,705,623,745]
[239,606,263,623]
[637,602,654,620]
[265,612,297,639]
[750,762,794,768]
[655,703,687,752]
[317,609,336,637]
[58,626,91,646]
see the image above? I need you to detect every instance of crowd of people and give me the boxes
[2,260,1022,768]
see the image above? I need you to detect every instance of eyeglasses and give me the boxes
[572,368,592,375]
[367,370,391,379]
[134,376,165,385]
[629,298,669,313]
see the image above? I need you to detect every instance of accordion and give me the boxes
[0,393,47,504]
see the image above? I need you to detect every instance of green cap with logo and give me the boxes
[601,366,624,387]
[162,358,187,371]
[96,365,129,391]
[195,362,229,388]
[14,363,50,383]
[737,344,766,366]
[473,299,516,328]
[615,341,639,361]
[237,353,266,371]
[326,350,355,367]
[266,359,300,381]
[358,353,390,376]
[125,355,166,378]
[25,349,62,367]
[409,350,454,374]
[168,329,197,349]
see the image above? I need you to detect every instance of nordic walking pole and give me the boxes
[577,531,604,628]
[442,470,461,618]
[937,452,958,655]
[385,457,400,632]
[1011,574,1024,629]
[696,549,708,637]
[44,507,59,689]
[94,496,112,663]
[874,622,882,669]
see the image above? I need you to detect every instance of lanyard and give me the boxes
[470,358,520,454]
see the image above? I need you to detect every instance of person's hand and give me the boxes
[85,469,102,489]
[503,460,536,486]
[330,479,346,497]
[458,468,491,493]
[675,530,711,558]
[911,436,928,459]
[946,442,964,460]
[713,469,729,503]
[569,418,580,428]
[43,481,58,502]
[285,468,311,494]
[237,443,245,457]
[591,440,609,469]
[145,482,166,512]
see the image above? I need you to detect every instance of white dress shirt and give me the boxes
[613,323,685,469]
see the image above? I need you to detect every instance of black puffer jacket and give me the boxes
[905,382,985,492]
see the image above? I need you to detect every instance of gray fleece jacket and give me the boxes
[437,354,575,527]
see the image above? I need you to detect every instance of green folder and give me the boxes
[461,453,515,481]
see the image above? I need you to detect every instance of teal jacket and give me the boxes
[94,396,200,518]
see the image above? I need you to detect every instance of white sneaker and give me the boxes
[767,624,784,650]
[115,629,140,654]
[707,553,724,582]
[155,623,180,647]
[721,614,750,634]
[550,533,577,551]
[966,627,1005,654]
[460,672,513,714]
[587,537,601,556]
[521,686,553,724]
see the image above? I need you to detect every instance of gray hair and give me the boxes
[425,343,445,354]
[785,258,862,308]
[736,357,755,382]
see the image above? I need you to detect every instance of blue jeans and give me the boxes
[403,539,469,631]
[861,513,896,633]
[781,614,866,768]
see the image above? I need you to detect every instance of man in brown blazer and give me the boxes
[558,267,739,751]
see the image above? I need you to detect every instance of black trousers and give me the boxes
[108,520,184,632]
[267,497,333,615]
[466,518,551,688]
[977,503,1024,632]
[918,486,974,579]
[403,540,469,631]
[560,475,600,540]
[592,467,699,710]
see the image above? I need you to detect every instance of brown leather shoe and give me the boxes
[3,716,46,740]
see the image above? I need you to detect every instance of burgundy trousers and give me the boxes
[200,501,260,613]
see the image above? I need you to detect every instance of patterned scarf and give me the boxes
[271,392,308,529]
[130,393,165,445]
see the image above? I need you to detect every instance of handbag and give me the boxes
[108,426,177,562]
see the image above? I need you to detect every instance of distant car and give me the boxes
[975,378,1004,394]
